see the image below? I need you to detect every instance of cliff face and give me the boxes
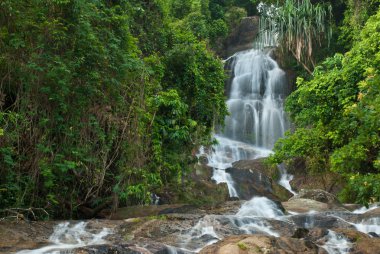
[218,16,260,58]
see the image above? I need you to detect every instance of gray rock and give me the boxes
[289,189,342,206]
[289,214,356,230]
[225,163,292,202]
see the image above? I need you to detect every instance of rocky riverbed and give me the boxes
[2,159,380,254]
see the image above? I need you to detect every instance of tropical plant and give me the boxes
[257,0,333,74]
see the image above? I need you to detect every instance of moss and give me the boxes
[237,242,248,250]
[147,215,167,221]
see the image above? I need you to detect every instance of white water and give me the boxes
[354,217,380,235]
[236,196,283,218]
[278,164,297,195]
[322,230,352,254]
[199,49,291,199]
[178,196,284,252]
[16,222,111,254]
[352,204,379,214]
[233,196,283,237]
[224,49,289,149]
[211,166,239,197]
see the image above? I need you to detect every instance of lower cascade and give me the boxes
[13,50,380,254]
[16,222,111,254]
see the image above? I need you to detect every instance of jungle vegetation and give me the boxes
[0,0,379,219]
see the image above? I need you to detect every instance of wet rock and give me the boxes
[361,207,380,219]
[74,244,151,254]
[231,159,279,178]
[106,205,193,220]
[343,204,363,211]
[74,243,191,254]
[158,205,202,215]
[290,214,356,230]
[289,189,342,206]
[226,161,292,202]
[292,228,310,239]
[306,228,329,243]
[333,228,370,242]
[283,198,330,213]
[198,155,209,165]
[351,238,380,254]
[207,201,245,215]
[193,163,213,181]
[289,171,344,196]
[0,221,54,254]
[368,232,379,237]
[200,234,327,254]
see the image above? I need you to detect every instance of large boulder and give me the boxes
[282,198,330,213]
[286,189,347,213]
[289,189,342,206]
[290,214,356,230]
[225,159,293,202]
[200,234,327,254]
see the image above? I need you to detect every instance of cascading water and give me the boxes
[201,48,294,196]
[321,230,352,254]
[225,49,289,148]
[16,222,111,254]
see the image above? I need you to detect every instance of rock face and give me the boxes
[289,170,344,196]
[219,17,260,58]
[200,234,327,254]
[226,159,293,202]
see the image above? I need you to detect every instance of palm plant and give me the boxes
[257,0,333,74]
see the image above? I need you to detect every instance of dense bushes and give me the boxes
[0,0,237,218]
[271,6,380,205]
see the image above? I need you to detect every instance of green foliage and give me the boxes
[0,0,229,218]
[339,0,380,50]
[272,8,380,204]
[164,42,228,131]
[225,6,247,30]
[258,0,333,74]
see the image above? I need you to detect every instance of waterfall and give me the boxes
[224,49,289,149]
[201,48,292,196]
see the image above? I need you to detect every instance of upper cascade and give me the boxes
[224,49,289,149]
